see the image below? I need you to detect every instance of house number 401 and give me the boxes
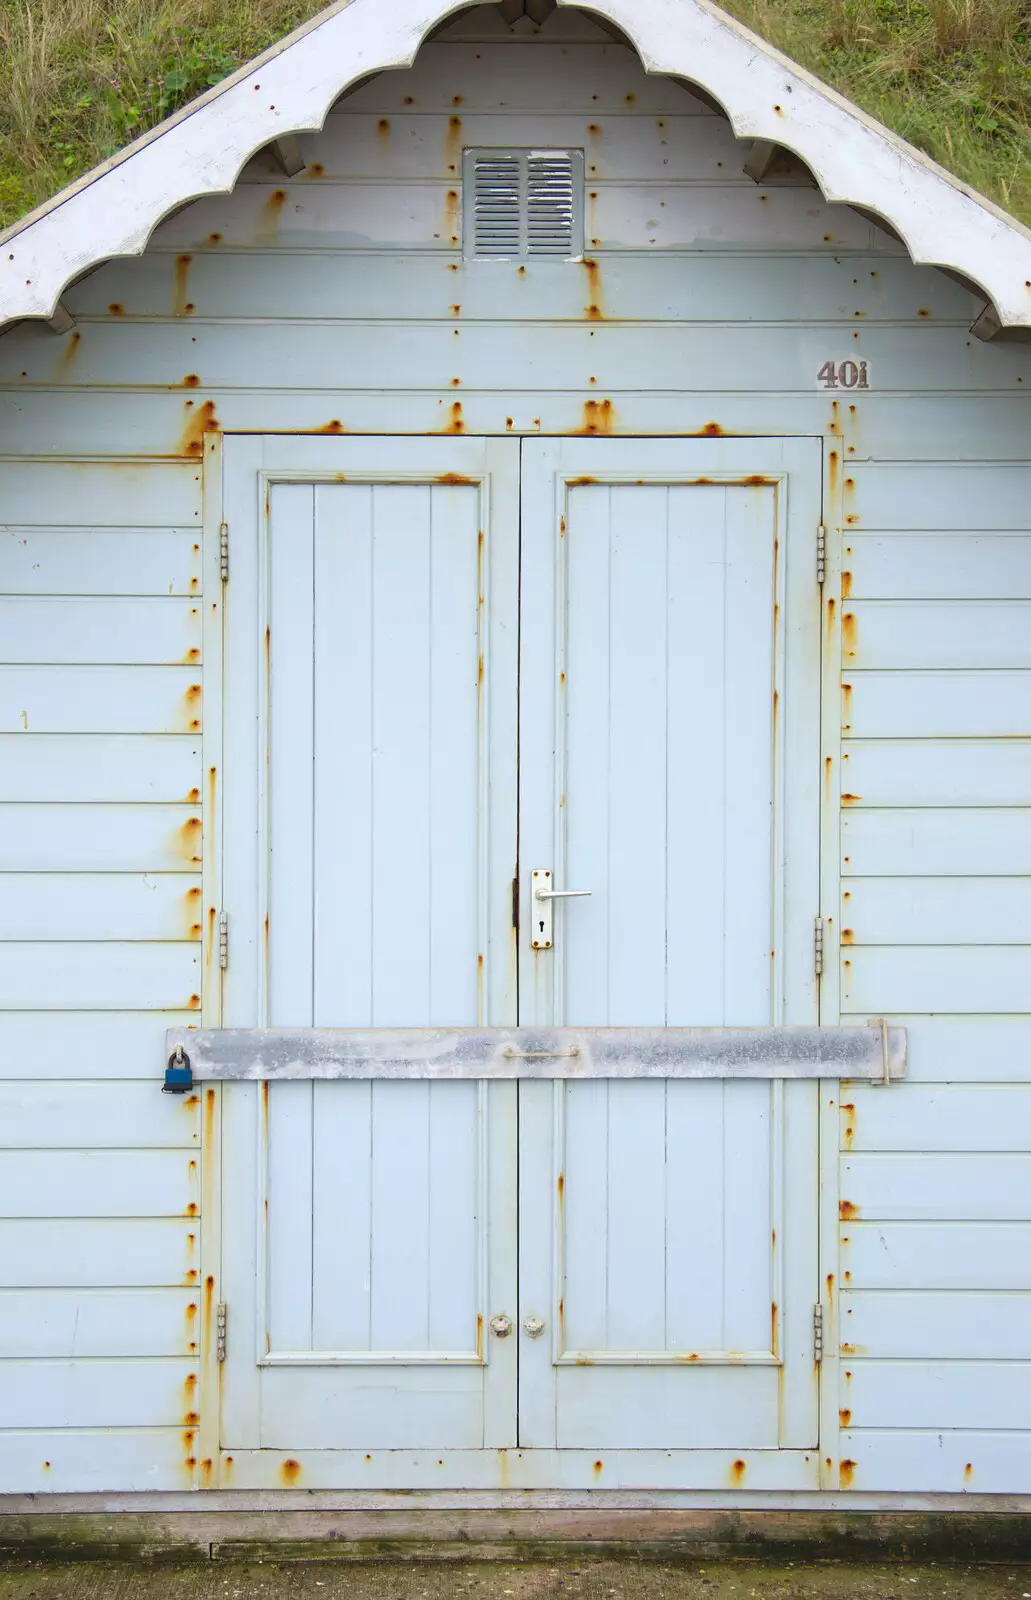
[817,359,870,390]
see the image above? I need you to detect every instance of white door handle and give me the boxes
[530,869,591,950]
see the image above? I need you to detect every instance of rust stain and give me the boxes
[179,814,202,865]
[826,1272,835,1302]
[841,928,854,946]
[696,421,725,437]
[729,1459,746,1486]
[579,399,615,435]
[437,472,473,485]
[57,331,82,377]
[581,258,606,320]
[442,400,464,434]
[223,1456,234,1480]
[557,1172,565,1201]
[305,162,325,178]
[42,1461,51,1472]
[840,1200,859,1219]
[743,474,770,486]
[206,232,223,246]
[918,307,931,318]
[451,304,461,317]
[829,400,842,437]
[828,448,839,499]
[964,1462,974,1483]
[824,755,833,809]
[592,1459,604,1477]
[280,1458,303,1485]
[839,1408,852,1427]
[377,117,391,144]
[180,374,201,389]
[841,681,852,734]
[261,189,289,234]
[444,114,463,172]
[318,419,345,434]
[841,793,861,806]
[841,568,852,598]
[839,1459,856,1489]
[842,610,857,661]
[771,1300,779,1350]
[108,303,125,316]
[184,1299,198,1356]
[476,1313,483,1359]
[444,189,461,245]
[200,1459,214,1487]
[173,255,193,317]
[179,399,219,458]
[841,1342,859,1355]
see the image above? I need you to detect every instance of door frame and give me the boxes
[198,428,838,1493]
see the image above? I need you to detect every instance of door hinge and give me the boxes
[216,1302,228,1363]
[816,523,827,585]
[219,522,229,583]
[512,875,520,933]
[814,915,825,978]
[813,1302,824,1363]
[218,910,229,970]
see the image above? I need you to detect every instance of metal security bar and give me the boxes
[165,1025,906,1082]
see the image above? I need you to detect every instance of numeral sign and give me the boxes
[818,359,870,390]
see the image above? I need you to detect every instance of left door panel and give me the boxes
[219,438,520,1458]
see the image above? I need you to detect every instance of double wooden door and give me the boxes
[218,434,823,1488]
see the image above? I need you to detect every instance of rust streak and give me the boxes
[377,117,391,144]
[592,1459,604,1477]
[444,189,461,246]
[770,1299,779,1351]
[280,1458,302,1485]
[442,400,464,434]
[108,303,125,316]
[581,258,606,321]
[261,189,289,236]
[696,421,725,437]
[179,814,202,865]
[841,568,853,599]
[578,399,615,436]
[173,255,193,317]
[318,419,345,434]
[437,472,474,485]
[842,610,857,662]
[839,1200,859,1220]
[729,1459,746,1486]
[839,1408,852,1427]
[964,1462,974,1482]
[57,331,82,377]
[444,114,463,173]
[839,1459,856,1489]
[179,398,219,459]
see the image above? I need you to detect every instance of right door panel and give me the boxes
[517,438,823,1460]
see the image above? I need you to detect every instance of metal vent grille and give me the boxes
[464,148,584,261]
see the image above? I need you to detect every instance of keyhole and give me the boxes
[539,919,545,935]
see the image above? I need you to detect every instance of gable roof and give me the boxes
[2,0,1031,340]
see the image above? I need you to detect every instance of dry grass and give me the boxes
[1,0,1030,229]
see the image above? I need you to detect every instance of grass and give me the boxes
[1,0,1030,230]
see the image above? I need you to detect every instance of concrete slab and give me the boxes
[2,1562,1031,1600]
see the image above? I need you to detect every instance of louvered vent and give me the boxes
[464,148,584,261]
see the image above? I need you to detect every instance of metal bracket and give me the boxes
[218,911,229,971]
[219,523,229,583]
[813,1302,824,1363]
[816,523,827,586]
[216,1302,228,1363]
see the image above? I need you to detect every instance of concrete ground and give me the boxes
[2,1562,1031,1599]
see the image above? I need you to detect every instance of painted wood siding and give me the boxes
[0,2,1029,1494]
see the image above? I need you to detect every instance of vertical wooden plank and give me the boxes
[559,1081,609,1352]
[562,484,611,1025]
[267,1080,314,1351]
[722,1080,772,1351]
[266,482,315,1352]
[428,483,481,1025]
[311,1081,373,1350]
[665,1080,725,1349]
[666,484,727,1024]
[427,1081,479,1351]
[371,486,432,1024]
[606,486,669,1025]
[723,484,776,1025]
[313,483,374,1027]
[370,1080,431,1348]
[605,1078,667,1347]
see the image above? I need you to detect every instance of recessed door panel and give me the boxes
[220,437,520,1454]
[517,438,822,1455]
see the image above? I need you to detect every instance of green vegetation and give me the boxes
[1,0,1030,231]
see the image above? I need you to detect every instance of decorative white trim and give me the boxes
[2,0,1031,335]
